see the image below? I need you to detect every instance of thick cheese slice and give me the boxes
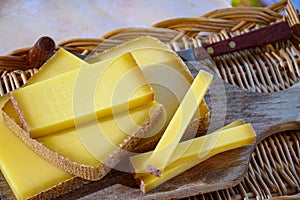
[38,101,162,165]
[0,95,75,200]
[131,119,247,174]
[146,70,213,176]
[87,36,210,150]
[86,36,169,63]
[136,123,256,193]
[11,53,154,138]
[139,63,209,138]
[25,48,87,85]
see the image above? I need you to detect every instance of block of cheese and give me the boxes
[4,94,163,180]
[25,48,87,86]
[87,36,210,152]
[11,53,154,138]
[137,63,209,146]
[0,95,84,200]
[86,36,169,63]
[131,119,246,175]
[37,101,163,168]
[146,70,213,176]
[135,123,256,193]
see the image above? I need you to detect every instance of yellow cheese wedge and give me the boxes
[136,123,256,193]
[146,70,213,176]
[139,63,209,143]
[3,98,164,169]
[0,95,76,200]
[11,53,154,138]
[131,119,246,175]
[25,48,87,86]
[87,36,210,150]
[38,101,163,166]
[86,36,169,63]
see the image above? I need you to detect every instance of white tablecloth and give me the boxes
[0,0,230,55]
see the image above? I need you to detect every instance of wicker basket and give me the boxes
[0,0,299,199]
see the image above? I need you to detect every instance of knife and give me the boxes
[176,21,292,63]
[175,21,292,76]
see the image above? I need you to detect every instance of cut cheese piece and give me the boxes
[88,36,210,151]
[140,158,200,194]
[25,48,87,86]
[37,122,101,167]
[136,123,256,193]
[131,119,246,174]
[86,36,169,63]
[146,70,213,176]
[0,95,80,200]
[130,120,245,176]
[3,98,165,168]
[138,63,209,145]
[38,101,163,166]
[4,98,163,180]
[11,53,154,138]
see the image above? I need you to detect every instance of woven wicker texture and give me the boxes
[0,0,299,199]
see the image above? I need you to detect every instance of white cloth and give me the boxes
[0,0,230,55]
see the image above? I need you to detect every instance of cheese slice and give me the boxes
[146,70,213,176]
[87,36,210,150]
[131,119,246,174]
[38,101,163,165]
[3,95,163,169]
[11,53,154,138]
[136,123,256,193]
[0,95,76,200]
[86,36,169,63]
[139,64,209,143]
[25,48,87,86]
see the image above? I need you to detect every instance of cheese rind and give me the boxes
[136,123,256,193]
[11,53,154,138]
[146,70,213,176]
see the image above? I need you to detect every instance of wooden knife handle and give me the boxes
[26,36,55,69]
[204,21,292,57]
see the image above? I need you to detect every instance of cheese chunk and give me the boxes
[131,119,247,174]
[136,123,256,193]
[139,63,209,144]
[86,36,169,63]
[87,36,210,150]
[38,101,162,165]
[0,95,75,200]
[146,70,213,176]
[25,48,87,85]
[11,53,154,138]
